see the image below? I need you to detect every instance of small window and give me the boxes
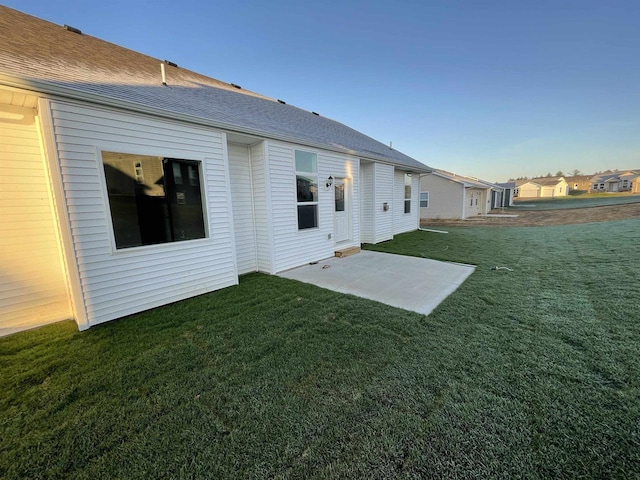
[295,150,318,230]
[335,183,345,212]
[404,173,411,214]
[102,151,206,249]
[420,192,429,208]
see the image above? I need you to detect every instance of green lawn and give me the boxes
[2,219,639,478]
[512,192,640,210]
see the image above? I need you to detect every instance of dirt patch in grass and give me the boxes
[422,202,640,227]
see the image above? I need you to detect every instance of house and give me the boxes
[475,179,513,210]
[0,7,432,333]
[566,175,592,191]
[514,177,569,198]
[589,170,640,193]
[419,170,493,220]
[495,182,515,207]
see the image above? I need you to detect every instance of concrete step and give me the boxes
[335,246,361,258]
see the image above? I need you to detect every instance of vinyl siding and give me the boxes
[46,100,237,327]
[250,141,273,274]
[228,143,258,274]
[373,163,394,243]
[0,103,72,332]
[419,174,465,219]
[359,162,374,244]
[267,140,359,273]
[393,169,420,235]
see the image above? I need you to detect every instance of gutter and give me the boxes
[0,73,433,173]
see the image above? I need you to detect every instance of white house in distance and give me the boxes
[515,177,569,199]
[590,170,640,193]
[419,170,496,220]
[0,6,432,334]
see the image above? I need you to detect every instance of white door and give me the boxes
[334,180,349,242]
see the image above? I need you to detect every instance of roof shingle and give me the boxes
[0,6,431,171]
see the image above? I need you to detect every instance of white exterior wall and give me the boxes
[266,140,359,272]
[420,173,465,219]
[540,181,568,197]
[250,141,273,274]
[0,100,72,333]
[42,100,238,328]
[228,143,258,275]
[373,163,394,243]
[518,182,540,198]
[359,162,374,244]
[393,170,420,235]
[465,188,484,217]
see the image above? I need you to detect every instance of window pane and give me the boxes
[172,162,183,184]
[164,159,206,242]
[102,152,205,249]
[295,150,317,173]
[335,183,345,212]
[297,204,318,229]
[404,199,411,214]
[297,175,318,202]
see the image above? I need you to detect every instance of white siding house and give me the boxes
[515,177,569,199]
[0,6,431,333]
[419,171,492,220]
[0,97,72,335]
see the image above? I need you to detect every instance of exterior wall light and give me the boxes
[326,175,333,188]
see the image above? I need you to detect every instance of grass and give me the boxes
[512,192,640,210]
[2,219,640,478]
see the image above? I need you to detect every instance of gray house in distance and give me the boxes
[0,6,432,334]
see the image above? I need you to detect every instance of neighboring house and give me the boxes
[589,170,640,193]
[419,170,493,220]
[495,182,515,207]
[0,7,432,333]
[515,177,569,198]
[566,175,592,191]
[476,179,513,209]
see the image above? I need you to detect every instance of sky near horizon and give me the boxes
[4,1,639,182]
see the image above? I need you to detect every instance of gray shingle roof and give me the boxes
[0,6,431,172]
[433,170,492,189]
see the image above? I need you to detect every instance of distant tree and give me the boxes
[571,169,581,176]
[545,172,552,177]
[555,170,564,177]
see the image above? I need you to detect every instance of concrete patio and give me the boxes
[278,250,475,316]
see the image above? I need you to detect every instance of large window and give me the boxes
[404,173,412,214]
[420,192,429,208]
[295,150,318,229]
[102,151,206,249]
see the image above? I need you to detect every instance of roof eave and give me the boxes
[0,73,433,173]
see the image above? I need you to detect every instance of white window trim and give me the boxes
[404,173,412,214]
[420,191,429,208]
[96,147,211,254]
[295,149,319,230]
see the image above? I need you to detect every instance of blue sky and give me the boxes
[6,0,640,182]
